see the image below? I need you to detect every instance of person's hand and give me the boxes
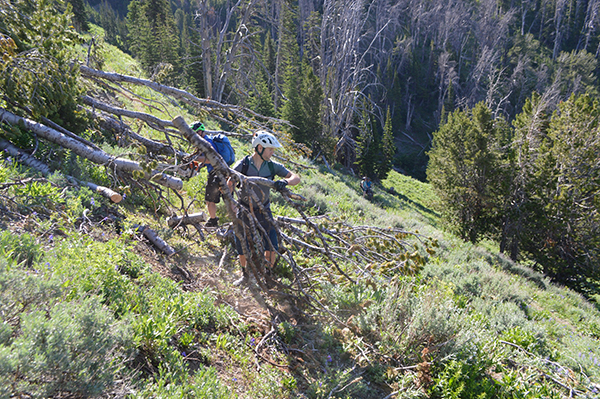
[274,180,288,192]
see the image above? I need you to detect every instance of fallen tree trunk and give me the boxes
[93,112,189,158]
[133,224,176,256]
[82,95,174,129]
[166,212,207,228]
[80,65,289,133]
[0,138,122,203]
[0,108,183,191]
[0,138,51,176]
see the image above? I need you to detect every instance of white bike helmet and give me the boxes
[252,131,282,149]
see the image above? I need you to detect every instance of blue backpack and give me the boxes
[209,134,235,165]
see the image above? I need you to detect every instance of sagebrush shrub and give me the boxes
[2,295,132,397]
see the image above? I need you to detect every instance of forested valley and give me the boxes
[2,0,600,397]
[87,0,600,178]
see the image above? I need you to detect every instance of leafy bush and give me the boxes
[0,230,43,267]
[430,359,500,399]
[134,363,231,398]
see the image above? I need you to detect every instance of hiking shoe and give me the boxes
[205,217,219,228]
[233,268,248,286]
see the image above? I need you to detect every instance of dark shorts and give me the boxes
[205,170,222,203]
[234,204,278,255]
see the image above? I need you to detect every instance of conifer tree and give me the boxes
[97,1,127,50]
[279,1,303,140]
[376,107,395,179]
[66,0,89,32]
[356,108,378,179]
[248,72,275,117]
[0,0,86,134]
[127,0,180,80]
[427,103,512,243]
[298,59,324,150]
[541,93,600,288]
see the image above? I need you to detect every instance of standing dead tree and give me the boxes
[320,0,397,167]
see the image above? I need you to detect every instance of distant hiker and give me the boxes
[361,176,373,199]
[229,131,300,286]
[190,121,236,228]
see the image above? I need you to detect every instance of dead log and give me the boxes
[0,108,183,191]
[81,95,174,129]
[166,212,207,228]
[93,112,189,158]
[81,181,122,203]
[0,138,51,176]
[0,138,122,203]
[80,65,289,132]
[134,224,176,256]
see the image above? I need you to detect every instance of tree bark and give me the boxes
[166,212,207,228]
[0,108,183,191]
[0,138,122,203]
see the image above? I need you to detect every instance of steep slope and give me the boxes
[2,31,600,399]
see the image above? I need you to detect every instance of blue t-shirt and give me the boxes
[232,156,289,206]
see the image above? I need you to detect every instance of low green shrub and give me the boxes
[0,230,43,267]
[430,358,500,399]
[133,363,231,398]
[0,295,132,397]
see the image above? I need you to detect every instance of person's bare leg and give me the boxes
[265,251,276,268]
[206,201,217,219]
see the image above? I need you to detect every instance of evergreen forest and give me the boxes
[2,0,600,397]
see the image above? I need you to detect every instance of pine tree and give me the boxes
[298,59,324,151]
[248,72,275,117]
[1,0,85,129]
[66,0,89,32]
[356,108,378,179]
[427,102,512,243]
[505,92,552,261]
[97,1,127,50]
[127,0,181,80]
[541,93,600,288]
[279,1,304,142]
[376,107,395,179]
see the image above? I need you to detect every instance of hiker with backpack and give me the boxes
[189,121,236,228]
[228,131,300,286]
[361,176,373,200]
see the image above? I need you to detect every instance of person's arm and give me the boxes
[283,171,300,186]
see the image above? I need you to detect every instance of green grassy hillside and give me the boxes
[2,34,600,399]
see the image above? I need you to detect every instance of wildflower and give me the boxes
[182,351,186,357]
[48,234,54,242]
[250,337,256,346]
[327,355,332,362]
[90,197,95,206]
